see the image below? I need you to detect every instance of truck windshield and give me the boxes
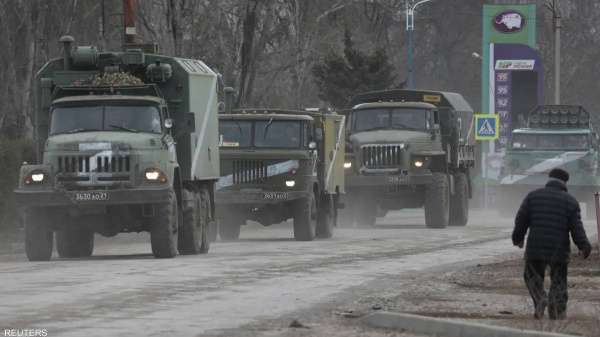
[219,121,252,147]
[511,133,589,150]
[50,105,162,135]
[351,108,430,131]
[255,121,301,148]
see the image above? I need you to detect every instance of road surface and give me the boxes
[1,209,597,337]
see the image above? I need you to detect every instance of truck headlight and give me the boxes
[412,156,430,168]
[344,162,352,169]
[414,161,423,167]
[286,180,295,187]
[23,170,46,185]
[145,168,167,183]
[31,173,45,182]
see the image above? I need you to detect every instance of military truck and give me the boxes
[14,36,222,261]
[214,102,345,241]
[340,89,476,228]
[497,105,600,219]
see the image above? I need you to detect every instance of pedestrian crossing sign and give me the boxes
[475,114,499,140]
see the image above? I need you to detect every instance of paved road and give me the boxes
[1,209,597,337]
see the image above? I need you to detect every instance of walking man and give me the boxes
[512,168,592,320]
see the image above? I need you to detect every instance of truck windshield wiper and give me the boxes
[358,126,389,132]
[263,117,275,137]
[67,128,99,134]
[109,125,139,133]
[232,117,244,137]
[392,123,417,131]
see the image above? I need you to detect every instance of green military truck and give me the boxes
[340,89,476,228]
[498,105,600,219]
[14,36,221,261]
[214,102,345,241]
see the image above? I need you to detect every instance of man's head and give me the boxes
[548,168,569,184]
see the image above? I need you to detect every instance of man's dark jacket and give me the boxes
[512,180,592,262]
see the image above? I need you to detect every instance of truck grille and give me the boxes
[361,145,402,168]
[57,155,131,173]
[232,160,267,184]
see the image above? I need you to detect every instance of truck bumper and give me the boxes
[216,190,308,205]
[345,171,432,187]
[13,187,172,207]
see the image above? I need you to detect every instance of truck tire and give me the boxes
[24,207,53,262]
[293,191,317,241]
[219,215,242,241]
[178,189,203,255]
[376,206,389,218]
[357,202,377,227]
[424,172,450,229]
[449,173,469,226]
[199,186,211,254]
[150,188,178,258]
[56,228,94,258]
[316,194,334,239]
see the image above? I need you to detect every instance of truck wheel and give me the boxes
[219,215,242,241]
[293,191,317,241]
[449,173,469,226]
[56,227,94,258]
[150,188,178,258]
[376,206,389,218]
[24,207,53,262]
[357,202,377,227]
[199,186,211,254]
[316,194,334,239]
[424,172,450,229]
[178,188,203,255]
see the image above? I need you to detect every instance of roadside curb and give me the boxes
[362,311,572,337]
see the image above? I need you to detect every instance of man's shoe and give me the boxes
[534,299,548,319]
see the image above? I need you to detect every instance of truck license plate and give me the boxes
[263,192,289,199]
[73,192,109,201]
[388,175,410,183]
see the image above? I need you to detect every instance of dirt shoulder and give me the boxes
[375,242,600,336]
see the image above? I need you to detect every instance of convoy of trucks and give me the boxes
[497,105,600,219]
[13,32,484,261]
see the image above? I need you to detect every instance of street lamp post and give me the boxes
[406,0,433,89]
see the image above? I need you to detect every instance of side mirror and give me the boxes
[186,112,196,132]
[315,127,323,141]
[309,141,317,150]
[164,118,174,129]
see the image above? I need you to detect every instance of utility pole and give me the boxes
[123,0,136,44]
[99,0,106,52]
[406,0,433,89]
[545,0,561,104]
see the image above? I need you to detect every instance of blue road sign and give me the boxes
[475,114,499,140]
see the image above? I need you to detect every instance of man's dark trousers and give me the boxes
[524,259,568,319]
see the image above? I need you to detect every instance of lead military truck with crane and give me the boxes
[340,89,476,228]
[14,36,222,261]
